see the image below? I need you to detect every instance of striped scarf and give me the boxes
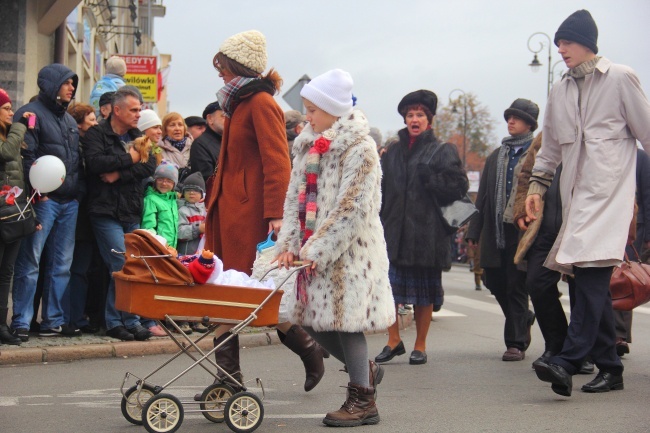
[217,76,258,118]
[296,134,332,304]
[495,131,534,249]
[298,136,332,245]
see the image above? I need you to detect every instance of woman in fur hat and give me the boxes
[276,69,395,427]
[376,90,469,366]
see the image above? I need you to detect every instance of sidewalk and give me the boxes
[0,313,413,366]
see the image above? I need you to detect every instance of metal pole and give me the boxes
[462,102,467,168]
[527,32,553,96]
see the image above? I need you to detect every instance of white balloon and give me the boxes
[29,155,66,194]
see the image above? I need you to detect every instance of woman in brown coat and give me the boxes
[199,30,326,399]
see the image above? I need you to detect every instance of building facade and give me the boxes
[0,0,167,110]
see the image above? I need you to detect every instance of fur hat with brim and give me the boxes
[398,90,438,119]
[504,98,540,131]
[219,30,267,74]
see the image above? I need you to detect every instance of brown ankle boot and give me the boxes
[323,383,380,427]
[194,333,242,401]
[277,325,325,392]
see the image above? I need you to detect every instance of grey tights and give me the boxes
[303,327,369,387]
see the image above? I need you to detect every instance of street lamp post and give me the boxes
[449,88,467,168]
[527,32,553,96]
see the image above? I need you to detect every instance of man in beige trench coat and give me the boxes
[525,9,650,397]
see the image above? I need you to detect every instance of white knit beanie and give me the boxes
[300,69,354,117]
[138,109,162,132]
[219,30,267,74]
[106,56,127,76]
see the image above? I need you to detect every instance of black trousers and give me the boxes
[525,230,568,354]
[484,225,533,351]
[550,266,623,376]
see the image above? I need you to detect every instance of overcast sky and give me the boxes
[154,0,650,147]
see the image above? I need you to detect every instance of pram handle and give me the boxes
[259,262,311,289]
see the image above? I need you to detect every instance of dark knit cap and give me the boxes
[202,101,221,119]
[397,90,437,118]
[554,9,598,54]
[182,171,206,197]
[504,99,540,132]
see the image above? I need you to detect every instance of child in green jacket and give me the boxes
[141,162,179,248]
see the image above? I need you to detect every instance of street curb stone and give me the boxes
[0,313,412,366]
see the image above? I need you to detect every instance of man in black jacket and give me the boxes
[10,64,85,340]
[466,99,538,362]
[189,101,223,181]
[81,86,156,341]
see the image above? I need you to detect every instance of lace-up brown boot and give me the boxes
[322,383,380,427]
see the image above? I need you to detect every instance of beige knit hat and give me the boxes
[106,56,127,76]
[219,30,267,74]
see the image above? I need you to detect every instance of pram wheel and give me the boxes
[200,383,235,423]
[224,391,264,433]
[141,393,184,433]
[121,383,158,425]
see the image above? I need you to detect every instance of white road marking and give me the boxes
[432,309,466,317]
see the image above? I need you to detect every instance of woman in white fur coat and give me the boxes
[276,69,394,427]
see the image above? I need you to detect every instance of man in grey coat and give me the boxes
[527,9,650,396]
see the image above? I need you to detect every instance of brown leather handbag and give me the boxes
[610,251,650,311]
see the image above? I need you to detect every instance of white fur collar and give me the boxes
[293,109,370,156]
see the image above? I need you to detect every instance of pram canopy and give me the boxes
[113,229,283,326]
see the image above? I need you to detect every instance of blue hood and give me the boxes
[37,63,79,115]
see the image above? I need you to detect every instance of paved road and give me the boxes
[2,265,649,433]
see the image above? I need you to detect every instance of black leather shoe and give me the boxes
[581,372,624,393]
[616,339,629,357]
[0,324,21,345]
[409,350,427,365]
[374,341,405,363]
[533,361,572,396]
[578,360,595,375]
[80,324,100,334]
[106,326,135,341]
[127,325,152,341]
[532,351,556,369]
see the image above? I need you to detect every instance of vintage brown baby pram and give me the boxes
[114,229,302,433]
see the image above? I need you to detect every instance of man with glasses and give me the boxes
[81,86,156,341]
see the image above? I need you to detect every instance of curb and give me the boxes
[0,313,412,366]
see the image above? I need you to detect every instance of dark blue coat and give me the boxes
[13,63,84,202]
